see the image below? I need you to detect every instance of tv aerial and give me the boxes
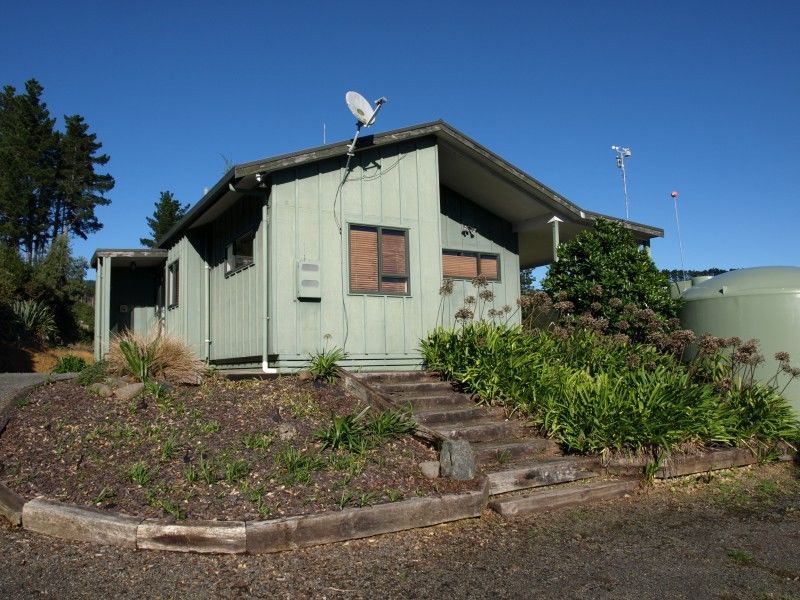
[611,145,632,219]
[345,91,387,156]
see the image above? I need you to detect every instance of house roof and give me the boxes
[156,120,663,268]
[90,248,167,268]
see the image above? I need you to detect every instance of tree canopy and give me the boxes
[0,79,114,262]
[140,191,189,247]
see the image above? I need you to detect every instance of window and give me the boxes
[442,250,500,281]
[226,231,255,274]
[167,260,179,308]
[349,225,409,295]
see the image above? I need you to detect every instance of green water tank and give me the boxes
[679,266,800,414]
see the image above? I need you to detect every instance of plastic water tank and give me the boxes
[679,267,800,414]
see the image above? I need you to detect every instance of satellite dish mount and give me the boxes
[345,91,387,156]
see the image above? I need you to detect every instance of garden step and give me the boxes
[379,382,455,394]
[356,371,439,384]
[473,438,561,466]
[433,418,524,443]
[393,394,474,412]
[488,479,639,517]
[414,405,489,426]
[486,457,601,495]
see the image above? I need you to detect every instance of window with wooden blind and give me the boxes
[349,225,409,295]
[442,250,500,281]
[167,260,180,308]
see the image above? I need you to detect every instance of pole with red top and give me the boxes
[671,190,687,281]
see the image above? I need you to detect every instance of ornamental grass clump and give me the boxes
[106,329,205,384]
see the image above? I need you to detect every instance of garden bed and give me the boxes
[0,377,471,522]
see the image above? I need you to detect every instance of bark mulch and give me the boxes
[0,376,470,522]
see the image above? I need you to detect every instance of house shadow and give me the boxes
[0,343,34,373]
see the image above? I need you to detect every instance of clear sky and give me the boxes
[4,1,799,274]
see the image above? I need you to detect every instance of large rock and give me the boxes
[439,439,476,480]
[87,383,112,398]
[419,461,440,479]
[115,382,144,402]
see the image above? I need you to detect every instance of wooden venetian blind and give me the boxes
[442,251,478,278]
[380,229,408,294]
[479,255,499,279]
[349,226,379,293]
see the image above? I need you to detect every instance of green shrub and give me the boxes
[77,360,108,386]
[52,354,87,373]
[11,299,57,345]
[308,346,347,383]
[315,406,416,452]
[542,219,680,341]
[421,323,800,454]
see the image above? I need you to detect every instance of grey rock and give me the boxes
[419,461,440,479]
[115,382,144,401]
[87,383,112,398]
[277,423,297,441]
[104,376,128,390]
[439,439,476,480]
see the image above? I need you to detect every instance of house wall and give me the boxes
[164,230,206,359]
[268,137,442,370]
[208,194,265,362]
[438,186,521,325]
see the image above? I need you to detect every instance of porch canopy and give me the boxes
[157,121,663,267]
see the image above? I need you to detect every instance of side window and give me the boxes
[167,260,179,308]
[442,250,500,281]
[226,231,255,274]
[349,225,409,295]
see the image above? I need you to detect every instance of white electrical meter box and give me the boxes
[296,261,321,299]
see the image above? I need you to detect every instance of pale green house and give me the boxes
[92,121,663,372]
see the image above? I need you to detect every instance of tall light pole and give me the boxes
[611,145,632,220]
[671,190,687,281]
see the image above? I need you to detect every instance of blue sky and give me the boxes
[4,1,799,274]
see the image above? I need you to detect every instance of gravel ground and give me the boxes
[2,462,799,599]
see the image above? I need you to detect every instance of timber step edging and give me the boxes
[486,457,602,495]
[8,482,489,554]
[414,405,490,426]
[0,481,25,526]
[433,419,525,443]
[489,479,640,516]
[473,438,561,464]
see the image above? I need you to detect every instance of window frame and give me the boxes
[225,230,256,277]
[167,260,180,309]
[348,223,411,296]
[441,249,501,282]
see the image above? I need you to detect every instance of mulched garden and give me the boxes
[0,376,470,521]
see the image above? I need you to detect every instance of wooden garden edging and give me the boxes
[7,482,488,554]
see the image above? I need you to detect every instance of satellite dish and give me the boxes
[346,91,375,126]
[344,90,387,155]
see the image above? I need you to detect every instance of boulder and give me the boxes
[87,383,112,398]
[419,461,440,479]
[115,382,144,402]
[439,439,476,480]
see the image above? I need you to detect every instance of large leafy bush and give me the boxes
[542,219,680,341]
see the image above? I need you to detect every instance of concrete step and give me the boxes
[486,457,601,495]
[394,393,474,412]
[488,479,639,517]
[414,405,489,426]
[473,438,561,465]
[379,381,455,394]
[433,418,524,443]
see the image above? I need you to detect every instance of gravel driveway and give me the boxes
[2,463,799,599]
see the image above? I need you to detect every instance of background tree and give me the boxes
[0,80,59,261]
[53,114,114,240]
[140,191,189,247]
[661,268,730,283]
[542,219,680,340]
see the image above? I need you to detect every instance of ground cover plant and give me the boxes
[105,329,205,384]
[421,320,800,455]
[0,375,466,521]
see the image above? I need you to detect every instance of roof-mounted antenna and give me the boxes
[611,145,632,220]
[345,91,387,156]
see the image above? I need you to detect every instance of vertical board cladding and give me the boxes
[269,138,442,369]
[208,195,264,362]
[438,186,521,326]
[163,232,207,359]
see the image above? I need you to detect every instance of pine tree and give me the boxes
[0,80,59,261]
[140,191,189,247]
[53,114,114,240]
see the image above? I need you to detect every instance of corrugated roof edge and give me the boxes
[90,248,168,268]
[155,119,663,248]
